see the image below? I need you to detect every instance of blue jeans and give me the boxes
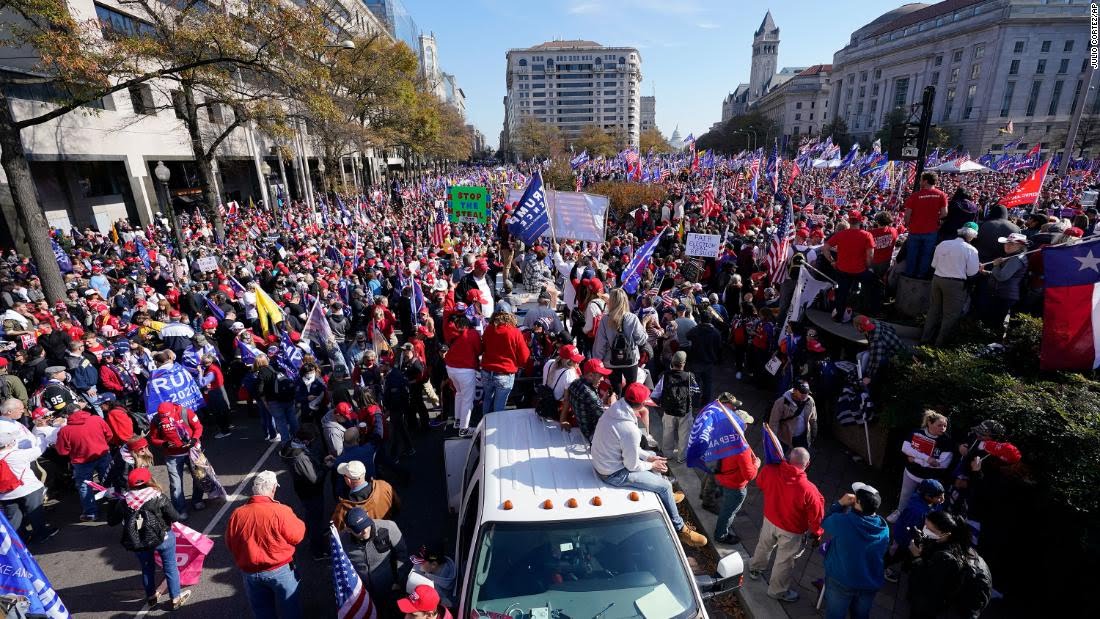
[905,232,938,279]
[481,371,515,416]
[1,487,48,541]
[165,454,203,515]
[715,486,747,539]
[258,402,276,439]
[266,400,298,442]
[243,563,302,619]
[136,533,181,600]
[73,454,112,518]
[823,577,877,619]
[600,467,684,530]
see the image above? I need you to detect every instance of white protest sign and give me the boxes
[685,233,722,258]
[195,256,219,272]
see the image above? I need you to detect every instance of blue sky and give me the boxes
[401,0,915,149]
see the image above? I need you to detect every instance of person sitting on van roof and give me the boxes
[590,383,707,548]
[567,358,613,442]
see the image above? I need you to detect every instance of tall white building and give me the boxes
[831,0,1094,155]
[503,40,643,150]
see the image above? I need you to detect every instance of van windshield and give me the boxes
[468,511,699,619]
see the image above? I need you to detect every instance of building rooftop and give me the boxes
[755,10,778,37]
[796,64,833,77]
[529,39,602,50]
[866,0,982,37]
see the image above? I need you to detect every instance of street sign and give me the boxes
[685,233,722,258]
[448,186,489,224]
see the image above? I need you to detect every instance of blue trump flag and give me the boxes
[0,512,70,618]
[236,338,262,366]
[762,423,786,465]
[685,400,749,471]
[621,227,666,294]
[204,294,225,321]
[134,238,151,270]
[144,362,205,415]
[507,170,551,245]
[276,332,303,380]
[50,238,73,274]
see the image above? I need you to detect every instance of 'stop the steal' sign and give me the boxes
[448,186,489,224]
[685,233,722,258]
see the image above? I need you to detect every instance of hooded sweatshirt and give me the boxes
[822,502,890,590]
[55,410,112,464]
[755,462,825,536]
[411,556,457,609]
[591,399,653,477]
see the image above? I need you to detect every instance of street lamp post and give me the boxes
[154,161,185,254]
[260,161,275,213]
[316,160,326,198]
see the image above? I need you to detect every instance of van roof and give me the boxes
[478,409,663,522]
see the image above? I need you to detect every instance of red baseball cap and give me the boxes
[397,585,439,613]
[335,402,355,419]
[127,467,152,489]
[581,358,611,376]
[558,344,584,364]
[587,278,604,293]
[202,317,218,329]
[847,209,864,222]
[624,383,657,408]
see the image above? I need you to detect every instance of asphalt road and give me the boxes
[36,408,452,618]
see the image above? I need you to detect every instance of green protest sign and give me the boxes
[448,186,489,224]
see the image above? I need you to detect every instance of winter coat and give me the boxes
[768,391,818,447]
[822,502,890,590]
[592,312,648,369]
[343,519,407,597]
[55,410,112,464]
[755,462,825,536]
[279,440,327,500]
[148,402,203,457]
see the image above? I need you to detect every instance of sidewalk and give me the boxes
[655,363,911,619]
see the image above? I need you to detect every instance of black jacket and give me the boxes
[280,441,327,500]
[908,543,966,618]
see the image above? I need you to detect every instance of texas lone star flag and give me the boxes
[1040,238,1100,370]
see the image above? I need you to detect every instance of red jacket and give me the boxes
[480,324,530,374]
[55,411,112,463]
[105,408,134,447]
[225,495,305,573]
[203,363,225,390]
[99,365,126,394]
[715,448,760,490]
[148,402,204,457]
[755,462,825,536]
[444,327,482,370]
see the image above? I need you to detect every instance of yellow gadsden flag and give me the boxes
[252,284,284,336]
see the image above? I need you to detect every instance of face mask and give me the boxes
[303,373,316,383]
[921,526,944,541]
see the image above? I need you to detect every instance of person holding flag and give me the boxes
[747,437,825,603]
[701,394,759,546]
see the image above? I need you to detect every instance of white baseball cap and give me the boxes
[851,481,879,496]
[337,461,366,480]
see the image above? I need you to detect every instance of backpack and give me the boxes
[585,299,605,338]
[120,501,167,552]
[383,367,410,408]
[608,317,638,367]
[272,371,296,399]
[127,408,151,437]
[660,371,692,417]
[954,548,993,616]
[0,454,23,494]
[535,368,569,420]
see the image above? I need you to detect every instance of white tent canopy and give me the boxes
[929,160,992,173]
[812,158,842,169]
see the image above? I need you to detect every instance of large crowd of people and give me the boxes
[0,149,1091,618]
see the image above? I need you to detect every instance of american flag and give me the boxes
[329,525,377,619]
[430,202,449,246]
[765,199,795,285]
[701,181,720,218]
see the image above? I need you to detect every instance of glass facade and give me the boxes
[362,0,419,51]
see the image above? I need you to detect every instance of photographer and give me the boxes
[907,510,991,619]
[822,483,889,619]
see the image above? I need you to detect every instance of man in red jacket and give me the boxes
[148,401,205,520]
[480,310,529,416]
[226,470,305,619]
[747,447,825,603]
[713,409,760,546]
[55,404,113,521]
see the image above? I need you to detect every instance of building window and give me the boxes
[952,49,963,62]
[859,86,865,98]
[944,87,955,119]
[170,89,186,119]
[1025,81,1041,116]
[874,69,882,79]
[949,68,959,83]
[1001,81,1015,117]
[1058,58,1069,74]
[934,55,943,66]
[793,126,800,135]
[1009,60,1020,75]
[992,143,1003,151]
[809,112,814,120]
[128,85,154,115]
[206,102,225,124]
[1071,79,1084,113]
[1013,41,1025,53]
[964,85,976,119]
[860,71,867,82]
[970,64,981,80]
[795,113,801,120]
[893,77,909,108]
[796,101,802,109]
[870,99,877,113]
[1037,60,1046,74]
[1048,80,1064,115]
[974,43,985,59]
[872,83,880,96]
[1065,40,1075,52]
[95,3,155,38]
[519,59,527,66]
[1040,40,1051,53]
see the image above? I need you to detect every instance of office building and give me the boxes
[753,64,833,145]
[640,96,656,132]
[503,40,643,149]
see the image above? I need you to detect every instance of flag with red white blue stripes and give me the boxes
[765,198,794,285]
[330,525,377,619]
[431,202,449,246]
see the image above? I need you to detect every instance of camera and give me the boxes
[908,526,925,548]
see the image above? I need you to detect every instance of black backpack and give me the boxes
[120,501,167,552]
[660,371,693,417]
[383,367,409,408]
[608,317,638,367]
[954,548,993,617]
[127,408,151,437]
[272,370,296,399]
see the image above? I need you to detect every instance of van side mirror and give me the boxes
[696,552,745,600]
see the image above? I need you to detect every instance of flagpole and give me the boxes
[978,232,1100,266]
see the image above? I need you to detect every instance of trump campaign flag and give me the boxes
[507,170,551,245]
[762,423,786,465]
[144,362,205,415]
[620,227,666,294]
[0,512,70,618]
[1040,238,1100,370]
[685,400,749,471]
[999,159,1050,207]
[50,238,73,274]
[329,524,377,619]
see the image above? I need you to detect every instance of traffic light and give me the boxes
[888,122,922,161]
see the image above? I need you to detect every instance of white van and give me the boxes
[450,409,743,618]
